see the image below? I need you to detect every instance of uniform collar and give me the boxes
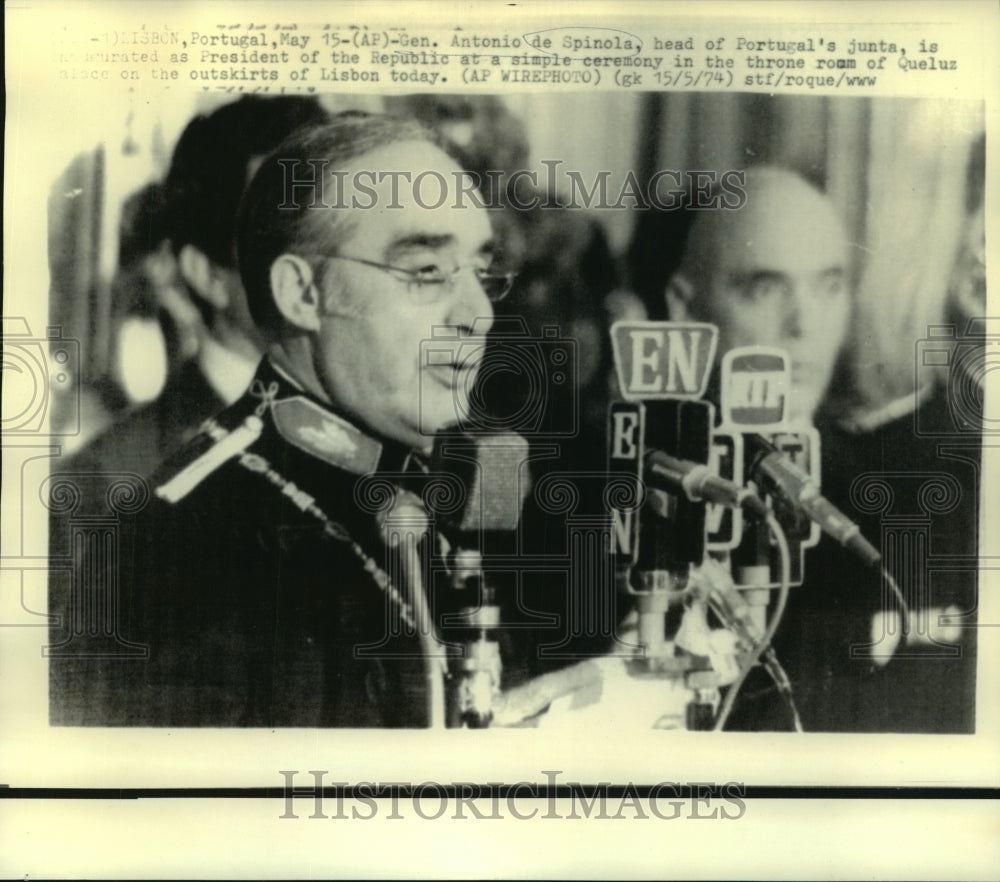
[252,359,420,476]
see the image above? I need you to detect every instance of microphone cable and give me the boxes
[713,512,792,731]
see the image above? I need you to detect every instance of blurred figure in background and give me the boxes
[105,181,200,409]
[805,137,985,733]
[947,134,987,328]
[61,96,328,478]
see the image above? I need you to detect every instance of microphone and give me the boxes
[745,433,881,568]
[644,448,768,518]
[608,321,722,573]
[430,431,529,534]
[718,346,815,588]
[609,323,782,729]
[428,431,529,728]
[376,489,447,729]
[377,488,430,545]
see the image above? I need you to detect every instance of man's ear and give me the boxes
[178,244,229,310]
[270,254,322,332]
[665,272,696,321]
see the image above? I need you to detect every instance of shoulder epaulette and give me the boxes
[271,396,382,475]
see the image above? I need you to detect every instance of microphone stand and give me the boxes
[626,561,727,730]
[447,548,502,728]
[382,493,447,730]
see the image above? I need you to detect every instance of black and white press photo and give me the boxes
[3,1,998,878]
[37,88,986,734]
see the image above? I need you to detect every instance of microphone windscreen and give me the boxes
[431,432,530,533]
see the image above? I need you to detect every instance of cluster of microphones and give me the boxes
[608,323,880,579]
[386,322,887,730]
[603,322,886,729]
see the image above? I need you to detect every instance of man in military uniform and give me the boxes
[50,113,515,727]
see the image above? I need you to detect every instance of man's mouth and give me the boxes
[428,361,479,385]
[791,361,819,382]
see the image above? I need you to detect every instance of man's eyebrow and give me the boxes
[387,235,498,259]
[388,234,455,253]
[726,270,788,287]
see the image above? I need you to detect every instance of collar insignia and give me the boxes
[271,396,382,475]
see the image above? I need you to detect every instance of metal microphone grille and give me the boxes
[431,432,530,533]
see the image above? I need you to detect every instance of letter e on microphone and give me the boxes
[608,401,645,567]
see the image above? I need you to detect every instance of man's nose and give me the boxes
[780,288,805,339]
[449,268,495,336]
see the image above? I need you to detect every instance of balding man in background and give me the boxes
[660,167,856,730]
[666,166,851,426]
[658,166,974,732]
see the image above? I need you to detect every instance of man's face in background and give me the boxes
[679,169,851,424]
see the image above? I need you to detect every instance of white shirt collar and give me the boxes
[837,383,935,435]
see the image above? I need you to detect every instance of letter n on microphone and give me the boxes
[608,401,645,571]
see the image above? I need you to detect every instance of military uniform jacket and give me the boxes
[50,360,429,727]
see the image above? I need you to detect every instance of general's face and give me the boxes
[693,183,850,423]
[308,140,497,451]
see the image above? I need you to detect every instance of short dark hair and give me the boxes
[117,181,170,267]
[236,112,438,332]
[162,96,328,269]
